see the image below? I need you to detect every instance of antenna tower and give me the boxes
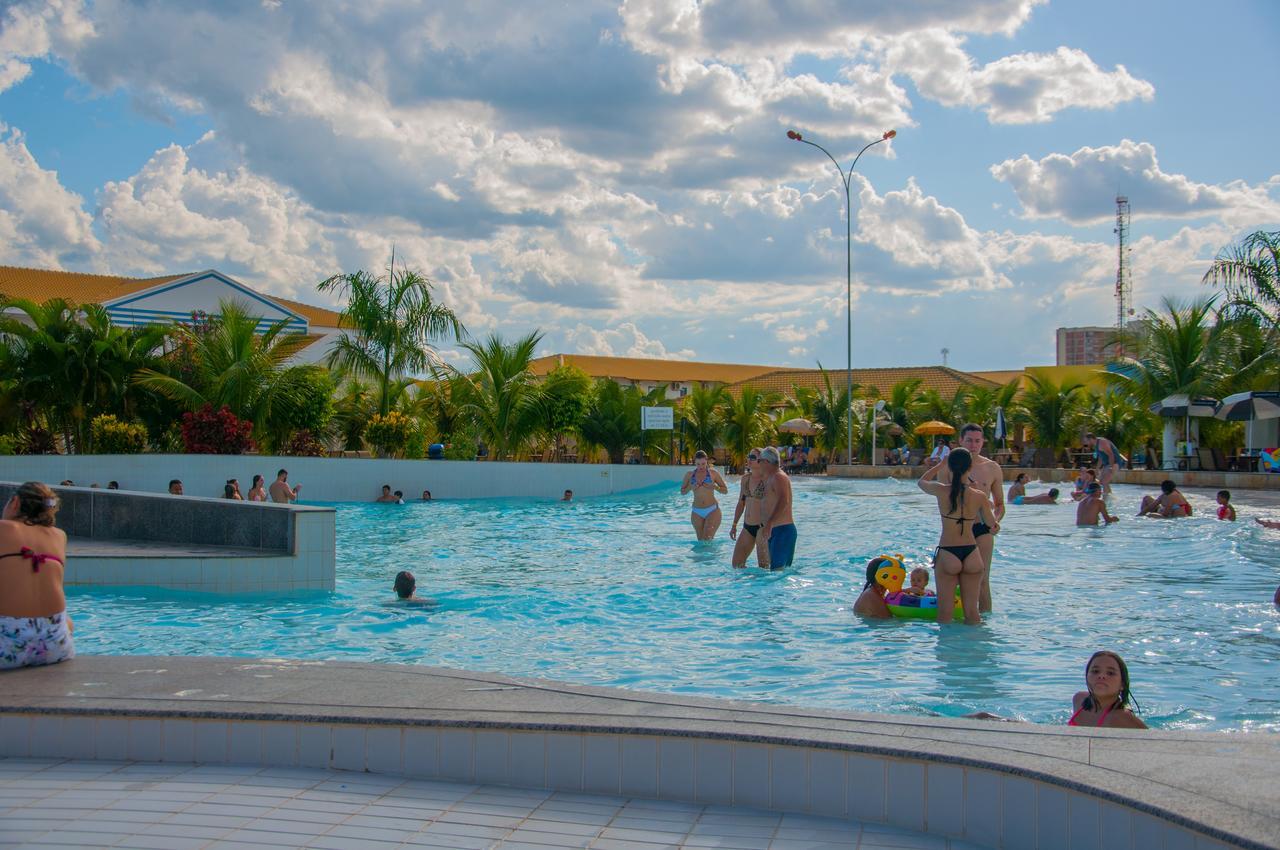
[1114,195,1132,333]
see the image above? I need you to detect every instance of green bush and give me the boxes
[279,367,336,434]
[90,415,148,454]
[0,434,15,455]
[365,411,415,458]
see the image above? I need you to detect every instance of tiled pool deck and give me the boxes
[0,758,973,849]
[2,658,1276,849]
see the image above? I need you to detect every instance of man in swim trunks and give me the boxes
[1076,483,1119,526]
[729,448,770,568]
[1082,433,1125,496]
[681,450,729,540]
[937,424,1003,612]
[269,469,301,504]
[757,446,797,570]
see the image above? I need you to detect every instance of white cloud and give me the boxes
[0,123,100,268]
[0,0,92,94]
[563,321,696,359]
[991,139,1280,224]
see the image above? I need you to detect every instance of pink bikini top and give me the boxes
[1067,702,1114,727]
[0,547,65,572]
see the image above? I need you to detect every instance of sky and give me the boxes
[1,0,1278,372]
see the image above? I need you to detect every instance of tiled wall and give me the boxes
[0,713,1239,850]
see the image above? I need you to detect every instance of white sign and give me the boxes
[641,406,674,430]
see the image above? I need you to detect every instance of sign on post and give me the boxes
[641,405,674,430]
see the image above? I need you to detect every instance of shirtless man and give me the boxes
[729,448,770,568]
[757,446,797,570]
[375,485,398,503]
[1082,433,1125,496]
[269,468,301,504]
[937,424,1004,613]
[1076,483,1119,526]
[680,450,729,540]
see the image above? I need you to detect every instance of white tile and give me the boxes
[60,716,97,760]
[331,725,365,771]
[297,724,331,769]
[769,746,807,812]
[365,726,403,775]
[403,727,439,778]
[925,763,963,836]
[1099,801,1131,850]
[509,731,546,788]
[885,761,925,833]
[1037,785,1069,850]
[1001,776,1036,850]
[439,728,474,781]
[97,717,130,760]
[262,723,297,767]
[1067,791,1100,850]
[846,754,885,824]
[546,733,583,792]
[657,738,694,801]
[474,730,510,786]
[0,715,31,756]
[963,768,1001,847]
[1132,812,1164,850]
[620,737,658,798]
[129,718,165,762]
[807,749,845,818]
[693,740,732,805]
[29,715,63,758]
[733,742,770,810]
[582,735,620,795]
[161,719,196,763]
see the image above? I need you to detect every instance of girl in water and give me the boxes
[1068,651,1147,729]
[918,448,996,625]
[681,450,729,540]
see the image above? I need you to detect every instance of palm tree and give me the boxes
[917,385,971,426]
[318,264,466,416]
[578,379,638,464]
[539,364,593,461]
[1080,389,1157,466]
[1203,230,1280,327]
[882,379,924,448]
[719,386,779,467]
[454,331,544,460]
[680,384,726,457]
[961,380,1020,438]
[809,365,855,463]
[1017,373,1086,452]
[133,300,316,442]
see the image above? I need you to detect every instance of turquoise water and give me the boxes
[69,478,1280,731]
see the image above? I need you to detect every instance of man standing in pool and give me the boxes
[937,424,1003,612]
[757,446,797,570]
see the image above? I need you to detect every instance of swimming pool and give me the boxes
[68,477,1280,732]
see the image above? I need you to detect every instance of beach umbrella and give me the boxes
[1215,391,1280,451]
[778,418,823,436]
[994,407,1007,443]
[1148,395,1220,419]
[915,421,956,436]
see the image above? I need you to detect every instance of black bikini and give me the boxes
[936,508,978,562]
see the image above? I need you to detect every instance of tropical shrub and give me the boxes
[90,415,148,454]
[274,367,336,439]
[365,411,416,457]
[181,404,255,454]
[280,429,327,457]
[0,434,15,455]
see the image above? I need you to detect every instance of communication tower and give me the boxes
[1114,195,1133,332]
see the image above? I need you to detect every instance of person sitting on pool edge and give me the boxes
[1068,650,1147,729]
[852,557,893,619]
[1139,480,1191,518]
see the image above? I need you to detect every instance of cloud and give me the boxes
[990,139,1280,224]
[0,0,91,94]
[0,123,100,268]
[882,30,1153,124]
[563,321,696,359]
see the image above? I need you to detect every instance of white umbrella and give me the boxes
[1149,395,1219,468]
[1215,391,1280,451]
[994,407,1007,443]
[778,418,823,436]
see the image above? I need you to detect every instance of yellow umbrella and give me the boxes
[915,421,956,436]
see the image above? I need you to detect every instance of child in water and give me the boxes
[1068,650,1147,729]
[902,567,935,597]
[1216,490,1236,521]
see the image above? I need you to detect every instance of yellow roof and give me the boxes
[270,295,344,329]
[725,365,1000,399]
[0,266,189,305]
[528,353,782,385]
[969,369,1025,386]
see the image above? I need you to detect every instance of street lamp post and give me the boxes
[787,128,896,466]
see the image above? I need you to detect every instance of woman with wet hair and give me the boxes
[0,482,74,670]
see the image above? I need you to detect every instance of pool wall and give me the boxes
[0,454,689,502]
[3,658,1272,850]
[829,464,1279,490]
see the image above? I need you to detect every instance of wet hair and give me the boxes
[1086,482,1102,494]
[277,469,288,478]
[168,479,182,491]
[10,481,59,527]
[694,450,708,461]
[223,483,237,499]
[393,490,403,498]
[1048,488,1060,499]
[1082,469,1097,480]
[960,423,983,438]
[394,570,416,599]
[1015,473,1028,484]
[1160,479,1176,494]
[252,475,264,488]
[1217,490,1231,501]
[107,481,119,489]
[382,484,392,492]
[864,557,890,590]
[947,448,972,515]
[1083,650,1139,713]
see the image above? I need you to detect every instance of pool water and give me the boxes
[69,478,1280,731]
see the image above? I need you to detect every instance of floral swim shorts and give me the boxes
[0,612,74,670]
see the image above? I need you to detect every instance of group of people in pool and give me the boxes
[680,447,798,570]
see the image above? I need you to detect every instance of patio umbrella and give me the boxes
[915,421,955,436]
[1149,395,1219,467]
[994,407,1007,445]
[1215,391,1280,451]
[778,418,823,436]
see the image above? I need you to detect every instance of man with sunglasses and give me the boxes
[757,446,797,570]
[729,448,771,568]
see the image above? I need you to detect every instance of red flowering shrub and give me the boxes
[281,429,326,457]
[181,404,255,454]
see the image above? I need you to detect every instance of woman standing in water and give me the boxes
[918,448,996,625]
[681,450,729,541]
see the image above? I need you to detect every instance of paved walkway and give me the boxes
[0,758,978,850]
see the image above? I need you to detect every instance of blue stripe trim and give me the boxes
[104,271,308,325]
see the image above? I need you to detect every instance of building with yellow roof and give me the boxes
[528,353,784,400]
[0,266,344,364]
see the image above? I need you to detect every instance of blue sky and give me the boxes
[1,0,1277,371]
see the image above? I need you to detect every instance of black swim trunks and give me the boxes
[972,521,992,538]
[743,523,762,537]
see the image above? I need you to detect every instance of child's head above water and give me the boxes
[1217,489,1231,505]
[909,567,930,591]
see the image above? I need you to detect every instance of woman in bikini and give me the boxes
[247,474,268,502]
[0,481,73,670]
[729,448,771,568]
[1068,650,1146,729]
[681,449,729,541]
[918,448,995,625]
